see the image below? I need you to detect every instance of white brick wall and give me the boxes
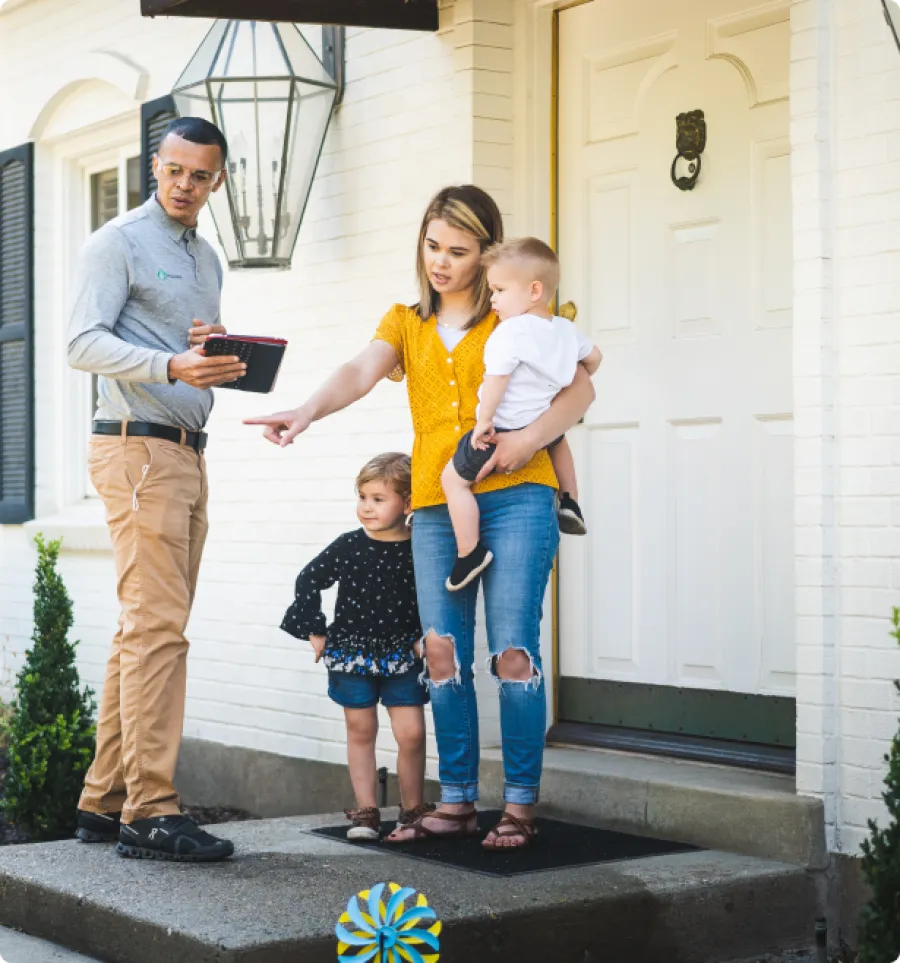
[792,0,900,855]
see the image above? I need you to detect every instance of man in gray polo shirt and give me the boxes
[68,117,243,863]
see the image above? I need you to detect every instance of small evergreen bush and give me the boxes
[0,700,12,755]
[859,606,900,963]
[1,535,96,840]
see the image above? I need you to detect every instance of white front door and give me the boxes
[557,0,794,707]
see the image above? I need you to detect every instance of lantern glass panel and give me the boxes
[173,20,337,269]
[176,19,229,91]
[277,82,335,260]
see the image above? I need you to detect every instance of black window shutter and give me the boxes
[140,95,177,201]
[0,142,34,525]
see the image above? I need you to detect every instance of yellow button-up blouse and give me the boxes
[373,304,558,510]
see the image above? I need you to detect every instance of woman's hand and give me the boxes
[308,635,326,663]
[475,426,539,481]
[244,405,314,447]
[188,319,227,347]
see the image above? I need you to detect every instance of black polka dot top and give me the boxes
[281,528,421,676]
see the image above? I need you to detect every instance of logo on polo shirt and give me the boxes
[157,269,184,280]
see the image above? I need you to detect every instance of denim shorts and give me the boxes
[452,427,565,482]
[327,666,429,709]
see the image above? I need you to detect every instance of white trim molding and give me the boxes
[29,52,148,140]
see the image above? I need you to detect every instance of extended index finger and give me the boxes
[242,414,286,425]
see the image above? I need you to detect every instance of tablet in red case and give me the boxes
[205,334,287,393]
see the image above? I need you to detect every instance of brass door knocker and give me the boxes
[671,109,706,191]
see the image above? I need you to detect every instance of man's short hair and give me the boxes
[159,117,228,165]
[482,236,560,295]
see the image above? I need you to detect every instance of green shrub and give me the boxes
[859,607,900,963]
[1,535,96,840]
[0,700,12,755]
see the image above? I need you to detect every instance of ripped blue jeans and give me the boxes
[412,483,559,806]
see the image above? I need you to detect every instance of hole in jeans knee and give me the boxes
[490,646,542,690]
[421,629,460,687]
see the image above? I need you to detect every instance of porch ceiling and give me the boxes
[139,0,439,30]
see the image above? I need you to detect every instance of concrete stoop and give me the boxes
[0,814,818,963]
[481,746,828,869]
[0,925,101,962]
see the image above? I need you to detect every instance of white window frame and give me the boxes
[79,147,141,494]
[23,116,140,551]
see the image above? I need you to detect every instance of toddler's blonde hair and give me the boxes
[482,236,560,298]
[355,452,412,502]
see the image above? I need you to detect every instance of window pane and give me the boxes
[126,156,141,211]
[90,168,118,231]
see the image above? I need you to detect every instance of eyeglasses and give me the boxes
[157,160,223,188]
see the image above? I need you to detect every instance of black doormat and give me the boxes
[309,810,699,877]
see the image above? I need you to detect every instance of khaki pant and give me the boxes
[78,434,208,824]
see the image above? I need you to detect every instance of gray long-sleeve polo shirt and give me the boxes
[67,195,223,431]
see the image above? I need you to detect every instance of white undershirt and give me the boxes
[436,325,468,352]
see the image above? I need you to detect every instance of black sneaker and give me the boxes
[75,809,121,843]
[116,815,235,862]
[446,543,493,591]
[558,492,587,535]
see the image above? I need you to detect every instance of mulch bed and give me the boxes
[0,749,256,847]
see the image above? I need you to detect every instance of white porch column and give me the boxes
[790,0,840,849]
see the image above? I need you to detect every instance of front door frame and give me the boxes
[518,0,797,763]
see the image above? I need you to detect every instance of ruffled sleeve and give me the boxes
[280,534,347,640]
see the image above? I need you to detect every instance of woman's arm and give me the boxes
[244,340,400,447]
[485,366,596,475]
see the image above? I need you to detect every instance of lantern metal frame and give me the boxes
[883,0,900,54]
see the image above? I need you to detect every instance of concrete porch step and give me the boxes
[0,925,101,962]
[481,746,827,869]
[0,813,818,963]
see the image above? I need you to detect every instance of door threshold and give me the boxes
[546,722,795,775]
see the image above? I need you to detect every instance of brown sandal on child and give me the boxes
[385,807,478,844]
[481,811,539,850]
[345,807,381,841]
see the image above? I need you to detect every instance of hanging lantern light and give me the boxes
[172,21,339,269]
[883,0,900,55]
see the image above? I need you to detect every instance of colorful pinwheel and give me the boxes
[336,882,441,963]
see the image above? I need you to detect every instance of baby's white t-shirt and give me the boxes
[479,313,594,430]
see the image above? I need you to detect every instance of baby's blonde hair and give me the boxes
[355,452,412,502]
[482,236,560,298]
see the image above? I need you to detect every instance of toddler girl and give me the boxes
[281,452,432,840]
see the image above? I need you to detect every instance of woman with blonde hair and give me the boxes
[247,185,594,849]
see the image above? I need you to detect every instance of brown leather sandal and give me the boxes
[397,802,436,826]
[481,811,539,850]
[384,807,478,844]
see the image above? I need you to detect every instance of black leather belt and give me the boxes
[92,421,207,453]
